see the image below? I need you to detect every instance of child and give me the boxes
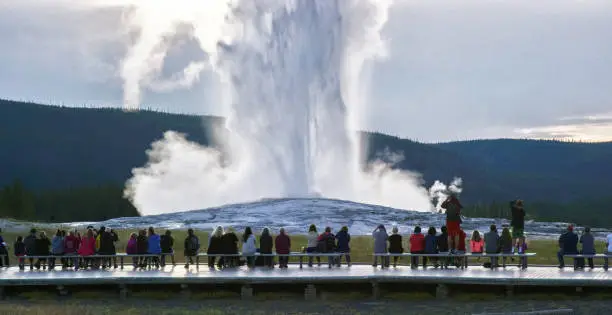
[14,236,26,270]
[470,231,484,254]
[470,230,484,262]
[409,226,425,269]
[388,227,403,267]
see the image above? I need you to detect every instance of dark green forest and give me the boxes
[1,99,611,226]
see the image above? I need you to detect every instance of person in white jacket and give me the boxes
[242,227,257,268]
[306,224,321,267]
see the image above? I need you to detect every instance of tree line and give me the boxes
[462,198,612,229]
[0,180,140,222]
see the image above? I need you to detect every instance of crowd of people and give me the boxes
[0,196,610,271]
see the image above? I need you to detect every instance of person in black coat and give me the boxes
[207,226,224,269]
[160,230,175,266]
[260,228,274,268]
[35,231,51,270]
[221,228,239,268]
[136,229,148,268]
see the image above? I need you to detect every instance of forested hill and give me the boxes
[1,99,611,225]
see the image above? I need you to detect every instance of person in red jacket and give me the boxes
[275,228,291,268]
[455,229,467,267]
[409,226,426,269]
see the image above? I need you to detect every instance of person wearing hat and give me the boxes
[557,224,578,268]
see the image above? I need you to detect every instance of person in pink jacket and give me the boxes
[77,229,96,270]
[126,233,138,267]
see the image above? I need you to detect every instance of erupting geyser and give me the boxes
[122,0,442,215]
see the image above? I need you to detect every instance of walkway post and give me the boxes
[305,284,316,300]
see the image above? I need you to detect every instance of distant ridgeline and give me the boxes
[1,99,611,226]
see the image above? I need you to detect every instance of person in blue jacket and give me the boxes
[335,226,351,267]
[147,227,162,268]
[557,225,578,268]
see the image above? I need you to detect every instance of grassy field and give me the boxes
[0,228,606,266]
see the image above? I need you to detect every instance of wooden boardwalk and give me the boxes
[1,265,611,287]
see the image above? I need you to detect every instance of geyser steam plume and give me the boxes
[122,0,438,215]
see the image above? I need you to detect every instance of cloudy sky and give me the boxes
[1,0,611,142]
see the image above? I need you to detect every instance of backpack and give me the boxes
[188,236,199,252]
[326,234,336,252]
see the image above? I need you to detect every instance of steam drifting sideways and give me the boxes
[120,0,460,215]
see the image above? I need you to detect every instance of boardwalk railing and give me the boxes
[13,253,173,269]
[195,252,344,268]
[374,252,537,269]
[563,254,611,270]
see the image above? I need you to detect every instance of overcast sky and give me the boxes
[1,0,611,142]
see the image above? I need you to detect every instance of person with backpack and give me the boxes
[317,227,336,268]
[184,228,200,268]
[335,226,351,267]
[160,230,175,266]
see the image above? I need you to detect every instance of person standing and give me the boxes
[557,225,578,268]
[510,200,526,247]
[442,194,463,252]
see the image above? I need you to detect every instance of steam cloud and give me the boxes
[118,0,461,215]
